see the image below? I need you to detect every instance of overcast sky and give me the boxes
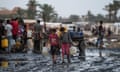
[0,0,113,17]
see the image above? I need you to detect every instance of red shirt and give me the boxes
[49,33,59,46]
[11,21,19,36]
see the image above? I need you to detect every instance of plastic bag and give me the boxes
[70,46,77,55]
[42,47,49,55]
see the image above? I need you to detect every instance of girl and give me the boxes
[60,27,71,63]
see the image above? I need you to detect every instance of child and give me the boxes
[60,27,71,63]
[48,28,59,64]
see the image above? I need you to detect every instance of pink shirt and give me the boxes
[49,34,59,46]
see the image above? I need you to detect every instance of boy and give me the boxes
[49,28,59,64]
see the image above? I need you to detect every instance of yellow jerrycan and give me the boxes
[1,36,8,48]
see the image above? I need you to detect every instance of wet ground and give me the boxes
[0,48,120,72]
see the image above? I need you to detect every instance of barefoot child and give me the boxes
[48,28,59,64]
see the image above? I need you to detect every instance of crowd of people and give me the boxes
[32,20,85,64]
[0,18,86,64]
[0,18,26,53]
[0,18,108,64]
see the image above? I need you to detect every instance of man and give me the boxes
[11,18,19,41]
[77,28,85,60]
[33,20,43,53]
[97,21,104,48]
[5,20,13,53]
[97,21,105,57]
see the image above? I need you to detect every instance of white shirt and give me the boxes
[5,24,13,36]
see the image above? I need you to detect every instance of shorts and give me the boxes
[62,43,70,55]
[50,45,59,55]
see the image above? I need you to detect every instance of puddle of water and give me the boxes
[27,48,33,54]
[1,48,120,72]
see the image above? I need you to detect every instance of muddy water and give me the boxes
[0,48,120,72]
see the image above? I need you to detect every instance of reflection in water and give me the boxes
[27,48,33,54]
[0,48,120,72]
[0,58,8,68]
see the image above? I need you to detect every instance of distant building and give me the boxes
[0,7,27,18]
